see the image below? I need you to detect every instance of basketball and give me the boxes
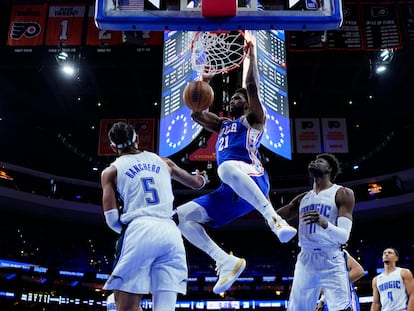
[183,80,214,111]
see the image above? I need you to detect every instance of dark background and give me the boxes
[1,0,414,266]
[0,0,413,249]
[0,1,414,309]
[0,0,413,184]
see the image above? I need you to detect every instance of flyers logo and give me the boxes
[370,7,388,18]
[11,22,41,40]
[342,7,350,17]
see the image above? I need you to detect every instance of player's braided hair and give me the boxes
[108,122,137,150]
[317,153,341,181]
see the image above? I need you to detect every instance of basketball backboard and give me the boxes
[158,30,292,159]
[94,0,343,32]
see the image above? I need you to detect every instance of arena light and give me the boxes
[379,49,393,62]
[61,64,76,76]
[56,51,69,61]
[370,49,395,76]
[368,183,382,196]
[0,169,13,180]
[55,51,79,77]
[263,276,276,282]
[375,65,387,74]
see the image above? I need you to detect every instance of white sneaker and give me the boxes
[269,216,297,243]
[213,254,246,294]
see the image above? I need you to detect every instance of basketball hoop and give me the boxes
[190,30,249,75]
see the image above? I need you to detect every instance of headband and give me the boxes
[110,131,136,149]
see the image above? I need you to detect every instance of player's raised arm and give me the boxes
[243,31,266,130]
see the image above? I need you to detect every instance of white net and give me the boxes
[190,31,247,75]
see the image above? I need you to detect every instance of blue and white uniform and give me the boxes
[215,116,263,166]
[320,284,360,311]
[350,284,361,311]
[376,267,408,311]
[287,184,352,311]
[193,115,269,227]
[103,151,187,295]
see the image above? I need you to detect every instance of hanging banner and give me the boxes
[122,31,164,46]
[294,118,322,154]
[45,4,86,46]
[361,2,403,50]
[189,132,218,162]
[7,4,48,48]
[287,31,326,52]
[86,5,123,48]
[98,118,156,156]
[98,119,127,156]
[128,118,156,152]
[288,1,406,52]
[399,1,414,45]
[327,2,363,50]
[321,118,349,153]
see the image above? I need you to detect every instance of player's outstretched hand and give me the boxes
[193,169,209,186]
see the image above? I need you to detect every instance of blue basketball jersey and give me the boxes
[192,114,269,228]
[215,116,263,167]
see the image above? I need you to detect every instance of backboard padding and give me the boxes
[94,0,343,32]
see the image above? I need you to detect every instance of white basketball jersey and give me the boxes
[377,267,408,311]
[111,151,175,224]
[298,184,342,249]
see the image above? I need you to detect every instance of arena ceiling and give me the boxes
[0,0,414,186]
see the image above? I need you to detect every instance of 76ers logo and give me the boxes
[10,22,41,40]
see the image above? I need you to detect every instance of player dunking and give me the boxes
[101,122,208,311]
[277,153,355,311]
[175,31,296,294]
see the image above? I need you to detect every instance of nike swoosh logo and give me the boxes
[218,259,245,286]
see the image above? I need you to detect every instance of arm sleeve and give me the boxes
[325,216,352,244]
[104,209,123,234]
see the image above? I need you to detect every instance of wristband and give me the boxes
[319,293,326,303]
[197,175,207,190]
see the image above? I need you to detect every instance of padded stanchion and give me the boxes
[201,0,237,17]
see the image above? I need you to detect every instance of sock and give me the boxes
[177,204,230,264]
